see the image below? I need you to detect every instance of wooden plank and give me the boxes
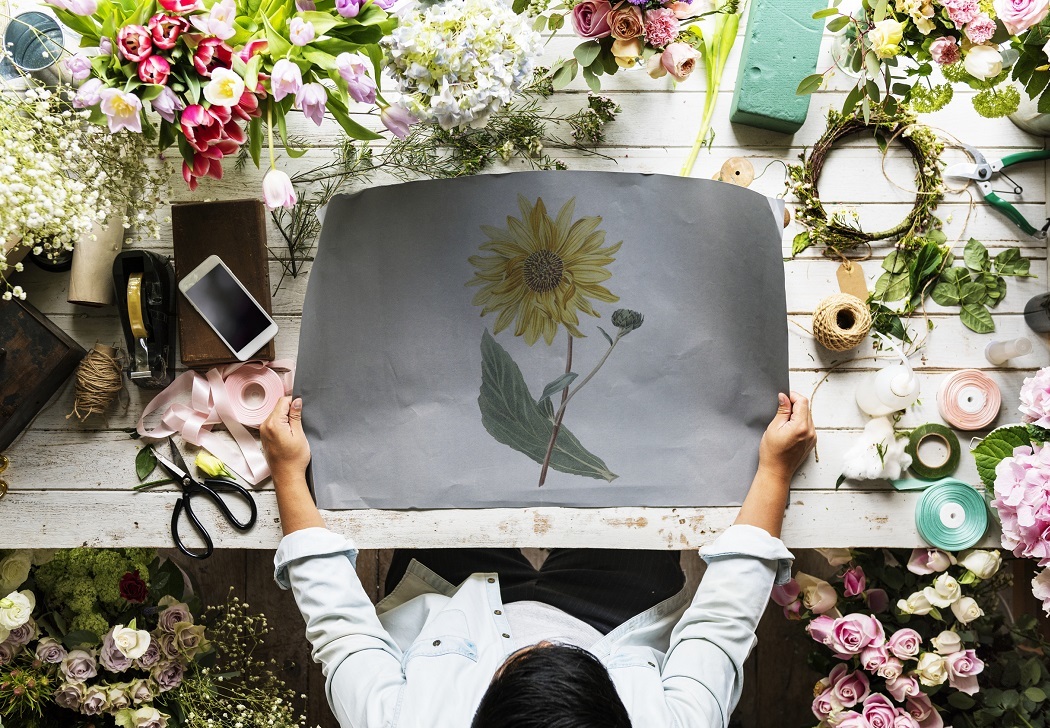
[0,490,1003,549]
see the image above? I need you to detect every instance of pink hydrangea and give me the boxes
[944,0,980,26]
[643,8,678,48]
[965,13,997,42]
[992,443,1050,565]
[1019,367,1050,427]
[1033,567,1050,615]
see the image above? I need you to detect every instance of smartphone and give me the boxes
[177,255,278,361]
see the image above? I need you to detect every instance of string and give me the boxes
[67,344,129,423]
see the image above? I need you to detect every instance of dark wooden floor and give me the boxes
[170,547,847,727]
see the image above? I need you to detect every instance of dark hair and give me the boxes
[471,643,632,728]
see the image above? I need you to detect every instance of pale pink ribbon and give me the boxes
[137,360,295,485]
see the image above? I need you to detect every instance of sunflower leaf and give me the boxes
[538,372,578,403]
[479,331,618,482]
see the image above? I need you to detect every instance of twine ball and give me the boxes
[812,293,872,351]
[67,344,126,422]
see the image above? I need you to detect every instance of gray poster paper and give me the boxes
[297,172,789,509]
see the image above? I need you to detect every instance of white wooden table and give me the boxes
[2,23,1047,550]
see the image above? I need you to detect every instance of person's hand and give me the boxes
[758,391,816,482]
[261,396,311,485]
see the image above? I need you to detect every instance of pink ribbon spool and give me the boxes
[223,365,286,428]
[936,369,1001,431]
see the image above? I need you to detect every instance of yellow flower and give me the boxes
[467,196,621,345]
[869,18,905,59]
[195,450,235,480]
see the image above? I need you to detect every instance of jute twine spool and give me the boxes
[67,344,127,422]
[812,293,872,351]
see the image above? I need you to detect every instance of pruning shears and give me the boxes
[944,144,1050,238]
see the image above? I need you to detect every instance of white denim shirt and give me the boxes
[274,524,793,728]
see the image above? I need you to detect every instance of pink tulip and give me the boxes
[262,169,296,209]
[335,53,377,104]
[73,78,104,108]
[237,39,269,63]
[63,54,92,81]
[148,14,187,49]
[193,38,233,78]
[159,0,201,10]
[151,86,183,123]
[138,55,171,85]
[289,17,315,46]
[295,82,327,126]
[270,59,303,102]
[335,0,360,18]
[381,104,416,139]
[117,25,152,63]
[99,87,142,133]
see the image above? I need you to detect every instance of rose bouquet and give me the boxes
[48,0,401,207]
[0,548,305,728]
[774,546,1024,728]
[798,0,1033,119]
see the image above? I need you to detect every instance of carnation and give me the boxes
[945,0,980,25]
[964,13,997,42]
[991,443,1050,566]
[381,0,541,129]
[1019,367,1050,427]
[643,8,678,48]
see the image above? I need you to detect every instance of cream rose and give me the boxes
[922,574,961,608]
[951,596,983,625]
[896,591,933,615]
[964,45,1003,80]
[0,552,33,594]
[816,548,853,567]
[959,549,1001,580]
[0,590,35,631]
[915,652,949,686]
[611,38,642,67]
[869,18,905,59]
[609,4,643,40]
[931,630,963,655]
[797,572,839,614]
[112,625,152,660]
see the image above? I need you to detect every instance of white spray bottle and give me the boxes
[855,337,920,417]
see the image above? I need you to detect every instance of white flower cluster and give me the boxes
[0,87,167,300]
[382,0,541,130]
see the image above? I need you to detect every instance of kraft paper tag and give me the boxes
[837,261,868,299]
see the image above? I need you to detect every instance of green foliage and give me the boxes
[927,239,1033,334]
[972,426,1035,489]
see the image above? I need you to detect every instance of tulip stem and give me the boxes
[267,102,276,169]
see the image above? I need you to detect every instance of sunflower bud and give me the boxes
[612,308,644,334]
[195,450,235,480]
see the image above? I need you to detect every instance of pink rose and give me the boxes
[887,628,922,660]
[138,55,171,85]
[994,0,1050,34]
[829,614,886,657]
[609,4,643,40]
[907,548,954,575]
[893,711,921,728]
[832,664,871,708]
[783,600,803,620]
[643,7,678,48]
[660,42,700,81]
[886,674,921,702]
[668,1,692,18]
[571,0,612,39]
[860,645,889,673]
[844,566,867,597]
[117,24,152,63]
[863,693,898,728]
[945,649,984,695]
[866,588,889,613]
[836,711,874,728]
[812,687,842,719]
[906,693,943,728]
[877,657,903,680]
[771,579,800,607]
[807,615,836,646]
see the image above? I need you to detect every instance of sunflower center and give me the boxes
[522,250,564,293]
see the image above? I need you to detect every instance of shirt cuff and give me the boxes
[273,527,359,590]
[700,524,794,586]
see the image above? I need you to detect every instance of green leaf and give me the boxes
[813,7,840,18]
[949,692,977,710]
[326,94,382,142]
[931,281,961,306]
[873,271,909,302]
[994,248,1032,276]
[792,231,812,256]
[597,326,613,346]
[964,238,989,271]
[512,0,528,12]
[63,630,100,649]
[582,66,600,92]
[960,281,986,305]
[478,331,617,482]
[972,425,1033,488]
[136,447,157,482]
[574,41,601,68]
[960,302,994,333]
[796,73,824,96]
[249,117,262,168]
[883,250,907,273]
[873,0,889,21]
[548,12,565,30]
[940,266,969,286]
[1026,687,1047,702]
[552,60,578,90]
[827,15,850,32]
[910,242,943,292]
[538,373,578,403]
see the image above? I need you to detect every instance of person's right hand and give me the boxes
[261,396,311,485]
[757,391,816,482]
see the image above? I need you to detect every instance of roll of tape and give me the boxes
[937,369,1000,431]
[915,480,988,551]
[223,365,286,428]
[127,273,148,339]
[906,423,961,480]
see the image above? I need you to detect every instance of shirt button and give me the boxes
[433,640,441,647]
[502,633,510,639]
[494,610,502,615]
[487,577,495,583]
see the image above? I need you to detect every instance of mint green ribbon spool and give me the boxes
[914,479,988,551]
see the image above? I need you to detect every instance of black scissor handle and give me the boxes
[200,479,258,531]
[171,496,214,560]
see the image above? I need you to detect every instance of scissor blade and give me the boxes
[152,449,189,481]
[944,162,983,181]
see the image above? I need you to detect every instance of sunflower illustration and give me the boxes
[466,196,621,345]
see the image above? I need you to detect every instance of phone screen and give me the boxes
[183,264,272,351]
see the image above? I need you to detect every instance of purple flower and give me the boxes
[0,639,19,665]
[99,87,143,133]
[965,13,996,43]
[63,54,93,81]
[289,17,315,46]
[335,53,376,104]
[380,104,416,139]
[100,629,133,673]
[295,82,327,126]
[61,649,98,683]
[134,639,162,669]
[262,168,296,210]
[129,677,155,704]
[81,685,110,715]
[35,636,67,664]
[992,443,1050,566]
[269,59,303,103]
[8,618,37,647]
[295,0,316,8]
[334,0,360,18]
[54,681,86,710]
[151,87,184,124]
[99,37,113,55]
[373,0,397,7]
[1020,367,1050,427]
[151,660,185,692]
[157,599,193,633]
[865,588,889,614]
[73,78,104,109]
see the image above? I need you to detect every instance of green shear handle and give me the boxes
[990,150,1050,237]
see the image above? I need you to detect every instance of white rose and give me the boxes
[951,596,984,625]
[0,552,32,594]
[1044,38,1050,59]
[897,591,933,615]
[915,652,949,686]
[0,590,36,630]
[112,626,152,660]
[923,574,962,608]
[815,548,853,567]
[931,630,963,655]
[959,550,1001,580]
[964,45,1003,80]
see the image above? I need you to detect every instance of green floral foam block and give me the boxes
[729,0,826,134]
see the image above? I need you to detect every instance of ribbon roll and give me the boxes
[937,369,1000,431]
[915,479,988,551]
[906,423,961,480]
[223,365,287,428]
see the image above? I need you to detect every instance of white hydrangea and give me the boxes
[382,0,541,129]
[0,86,167,300]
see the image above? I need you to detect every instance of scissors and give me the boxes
[944,144,1050,238]
[152,438,257,560]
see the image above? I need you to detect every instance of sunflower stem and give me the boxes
[538,333,573,487]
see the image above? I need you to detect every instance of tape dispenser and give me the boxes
[113,251,177,389]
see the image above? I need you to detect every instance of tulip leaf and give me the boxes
[478,330,617,482]
[136,447,157,482]
[249,117,262,168]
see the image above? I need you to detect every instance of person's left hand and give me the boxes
[757,391,816,481]
[261,396,311,485]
